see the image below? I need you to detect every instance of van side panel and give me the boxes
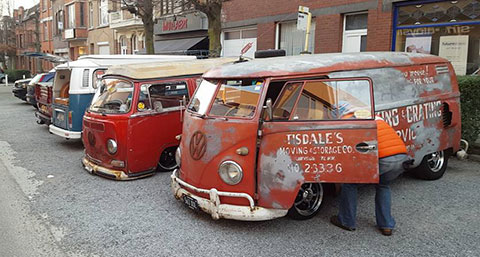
[329,63,461,166]
[70,93,95,132]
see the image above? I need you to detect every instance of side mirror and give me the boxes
[265,98,273,121]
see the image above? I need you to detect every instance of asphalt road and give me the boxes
[1,85,480,257]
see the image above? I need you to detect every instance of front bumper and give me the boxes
[49,124,81,139]
[82,156,155,181]
[171,170,288,221]
[35,111,51,125]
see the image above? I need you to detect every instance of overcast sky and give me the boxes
[13,0,37,9]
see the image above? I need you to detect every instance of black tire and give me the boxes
[287,183,324,220]
[157,146,178,172]
[0,78,5,84]
[412,150,449,180]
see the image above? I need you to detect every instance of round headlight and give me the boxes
[175,147,181,167]
[218,161,243,185]
[106,139,117,155]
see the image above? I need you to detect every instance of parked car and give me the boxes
[49,55,196,140]
[25,73,46,108]
[0,68,5,84]
[12,78,32,101]
[171,52,461,221]
[82,58,235,180]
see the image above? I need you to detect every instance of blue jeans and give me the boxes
[337,154,408,229]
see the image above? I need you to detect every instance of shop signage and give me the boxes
[65,28,75,39]
[154,12,207,35]
[438,35,469,76]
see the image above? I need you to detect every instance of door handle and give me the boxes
[355,142,376,152]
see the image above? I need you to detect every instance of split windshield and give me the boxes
[188,79,263,118]
[90,78,134,114]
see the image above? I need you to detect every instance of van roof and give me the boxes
[104,57,238,80]
[55,55,196,70]
[203,52,448,79]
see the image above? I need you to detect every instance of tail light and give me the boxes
[68,111,73,129]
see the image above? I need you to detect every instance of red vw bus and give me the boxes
[82,58,235,180]
[172,52,461,221]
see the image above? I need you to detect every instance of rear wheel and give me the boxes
[412,150,449,180]
[157,146,178,172]
[287,183,323,220]
[0,77,5,84]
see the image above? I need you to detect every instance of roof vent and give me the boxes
[255,49,286,59]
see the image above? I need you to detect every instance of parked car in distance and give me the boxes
[0,68,6,84]
[12,78,32,101]
[26,73,45,108]
[82,57,236,180]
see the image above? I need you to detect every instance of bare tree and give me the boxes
[184,0,229,57]
[0,15,16,70]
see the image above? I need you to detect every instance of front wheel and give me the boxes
[287,183,324,220]
[0,77,5,84]
[412,150,449,180]
[157,146,178,172]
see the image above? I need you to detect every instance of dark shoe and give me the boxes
[330,216,355,231]
[379,228,393,236]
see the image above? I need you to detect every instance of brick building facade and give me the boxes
[40,0,54,71]
[14,5,41,74]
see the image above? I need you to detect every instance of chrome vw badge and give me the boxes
[189,131,206,160]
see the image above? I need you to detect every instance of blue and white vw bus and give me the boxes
[48,55,196,139]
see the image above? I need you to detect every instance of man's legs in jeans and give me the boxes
[338,183,358,228]
[375,176,395,229]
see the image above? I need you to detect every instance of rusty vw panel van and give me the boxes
[171,52,461,221]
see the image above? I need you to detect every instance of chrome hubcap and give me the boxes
[427,151,444,173]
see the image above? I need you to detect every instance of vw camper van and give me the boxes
[82,58,236,180]
[171,52,461,221]
[49,55,195,140]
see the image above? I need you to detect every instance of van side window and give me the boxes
[82,69,90,87]
[291,79,372,120]
[138,82,189,112]
[92,69,106,89]
[271,82,303,120]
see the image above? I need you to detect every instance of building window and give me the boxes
[89,2,94,28]
[393,0,480,75]
[42,0,47,11]
[79,3,85,27]
[44,22,48,41]
[131,34,138,54]
[57,10,64,35]
[67,4,75,29]
[120,36,127,55]
[277,21,315,56]
[342,13,368,53]
[99,0,109,26]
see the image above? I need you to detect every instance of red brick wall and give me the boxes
[223,0,394,53]
[256,23,276,50]
[315,14,343,53]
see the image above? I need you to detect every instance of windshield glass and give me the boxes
[90,78,134,114]
[209,79,263,118]
[187,79,218,115]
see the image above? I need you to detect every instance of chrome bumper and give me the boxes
[49,124,81,139]
[171,169,288,221]
[82,156,154,181]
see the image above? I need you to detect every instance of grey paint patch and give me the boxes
[259,149,304,203]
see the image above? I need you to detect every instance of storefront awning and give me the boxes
[153,37,208,54]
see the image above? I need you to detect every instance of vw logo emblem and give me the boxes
[189,131,206,160]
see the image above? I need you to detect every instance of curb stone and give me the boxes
[468,154,480,162]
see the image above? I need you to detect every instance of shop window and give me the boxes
[342,13,368,53]
[277,21,316,55]
[394,0,480,75]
